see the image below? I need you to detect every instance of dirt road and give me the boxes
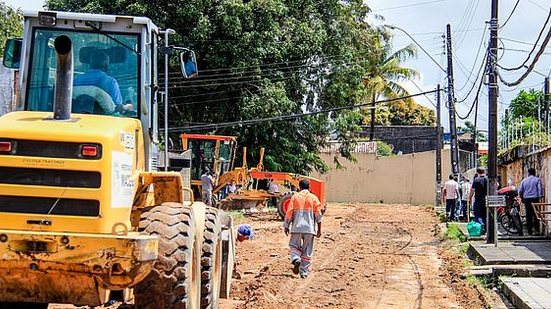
[224,203,484,309]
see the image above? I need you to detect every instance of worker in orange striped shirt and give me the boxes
[283,179,322,278]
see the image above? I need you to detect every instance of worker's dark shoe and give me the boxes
[300,273,308,279]
[292,259,300,275]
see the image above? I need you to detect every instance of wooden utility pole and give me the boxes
[369,93,376,141]
[446,24,460,177]
[544,77,549,130]
[436,84,443,207]
[487,0,499,243]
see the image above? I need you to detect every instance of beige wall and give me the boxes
[313,149,451,205]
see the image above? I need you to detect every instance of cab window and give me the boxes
[26,28,139,117]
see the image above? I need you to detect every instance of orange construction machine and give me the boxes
[180,133,326,219]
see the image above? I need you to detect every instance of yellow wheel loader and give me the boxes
[0,11,235,308]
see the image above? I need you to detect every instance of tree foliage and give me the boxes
[501,89,546,150]
[47,0,430,173]
[0,3,23,55]
[508,89,543,121]
[457,120,486,142]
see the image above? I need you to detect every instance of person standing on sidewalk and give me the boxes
[468,167,488,229]
[283,179,322,278]
[459,176,471,220]
[519,168,544,235]
[442,174,460,221]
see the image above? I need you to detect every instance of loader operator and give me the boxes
[74,50,134,114]
[283,179,322,279]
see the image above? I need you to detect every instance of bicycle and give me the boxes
[497,186,524,235]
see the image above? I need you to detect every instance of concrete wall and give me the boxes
[499,146,551,198]
[359,125,439,154]
[313,149,451,205]
[499,146,551,234]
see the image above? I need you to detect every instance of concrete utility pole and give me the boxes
[446,24,460,177]
[487,0,499,243]
[544,77,549,129]
[436,84,443,207]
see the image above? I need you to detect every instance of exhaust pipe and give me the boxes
[53,35,73,120]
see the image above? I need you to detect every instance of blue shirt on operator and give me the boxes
[74,69,123,106]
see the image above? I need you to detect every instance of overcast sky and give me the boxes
[369,0,551,132]
[6,0,551,133]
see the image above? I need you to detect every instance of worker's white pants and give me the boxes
[202,190,212,206]
[289,233,314,275]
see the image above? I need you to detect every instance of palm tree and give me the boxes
[363,37,419,140]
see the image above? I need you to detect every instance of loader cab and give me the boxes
[3,11,197,171]
[180,134,238,182]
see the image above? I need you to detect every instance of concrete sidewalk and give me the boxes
[501,278,551,309]
[468,241,551,265]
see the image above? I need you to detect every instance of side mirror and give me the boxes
[3,38,22,69]
[180,50,198,79]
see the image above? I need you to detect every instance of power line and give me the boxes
[498,5,551,72]
[455,0,481,51]
[499,0,521,30]
[456,49,488,103]
[165,56,362,85]
[498,46,551,55]
[500,37,547,47]
[372,0,452,12]
[167,89,440,132]
[410,80,437,107]
[457,70,485,120]
[498,9,551,87]
[457,28,487,92]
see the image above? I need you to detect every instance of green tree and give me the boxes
[361,37,420,139]
[509,89,543,121]
[48,0,386,174]
[0,3,23,55]
[500,89,546,150]
[457,120,486,142]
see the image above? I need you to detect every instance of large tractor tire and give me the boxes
[135,203,201,309]
[218,211,234,299]
[201,207,223,308]
[277,192,294,220]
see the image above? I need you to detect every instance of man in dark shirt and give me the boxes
[468,167,488,228]
[519,168,543,235]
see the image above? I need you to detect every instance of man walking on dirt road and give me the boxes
[283,179,322,278]
[442,174,459,221]
[519,168,543,235]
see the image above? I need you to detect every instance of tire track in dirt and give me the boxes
[226,203,483,309]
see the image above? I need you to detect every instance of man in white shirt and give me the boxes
[201,169,215,206]
[442,174,460,221]
[459,176,471,220]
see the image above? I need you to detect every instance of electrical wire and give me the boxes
[457,49,488,103]
[167,89,440,132]
[371,0,452,12]
[455,0,481,51]
[456,64,486,120]
[499,0,521,30]
[498,20,551,87]
[456,28,487,92]
[410,80,437,107]
[498,5,551,72]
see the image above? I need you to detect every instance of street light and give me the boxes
[384,24,447,73]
